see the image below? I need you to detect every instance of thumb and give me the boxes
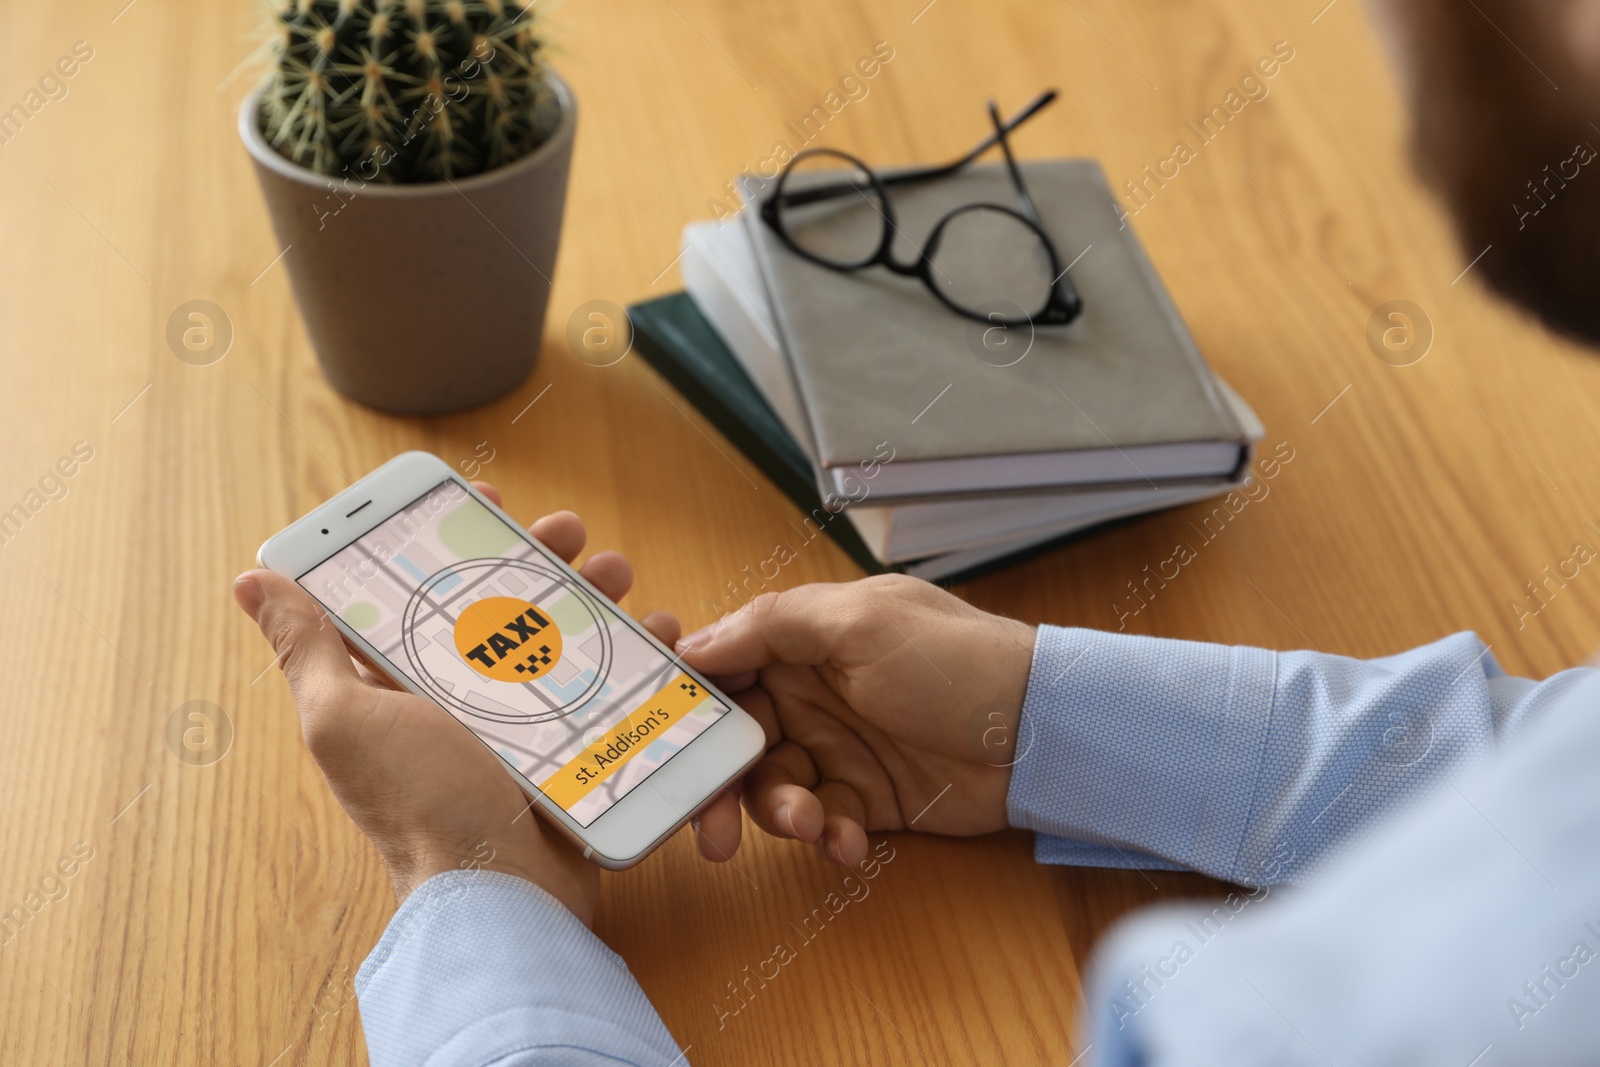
[234,569,365,711]
[675,584,849,676]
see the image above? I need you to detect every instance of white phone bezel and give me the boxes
[256,451,765,869]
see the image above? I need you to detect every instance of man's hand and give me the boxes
[680,574,1037,868]
[232,486,686,922]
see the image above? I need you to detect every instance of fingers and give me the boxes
[693,788,743,862]
[578,551,633,604]
[468,500,630,603]
[707,669,759,695]
[467,482,581,563]
[744,742,824,843]
[638,610,681,649]
[742,741,873,866]
[725,683,779,748]
[675,584,855,676]
[528,511,586,563]
[813,781,870,866]
[234,569,367,730]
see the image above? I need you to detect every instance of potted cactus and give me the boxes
[239,0,575,414]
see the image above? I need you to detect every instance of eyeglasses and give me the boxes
[759,90,1082,328]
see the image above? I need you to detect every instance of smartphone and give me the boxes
[257,451,765,869]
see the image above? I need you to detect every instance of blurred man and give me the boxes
[1381,0,1600,341]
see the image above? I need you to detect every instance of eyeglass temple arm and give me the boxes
[981,100,1081,315]
[984,101,1044,225]
[879,88,1057,189]
[770,89,1059,209]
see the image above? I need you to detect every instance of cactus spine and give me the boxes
[260,0,559,182]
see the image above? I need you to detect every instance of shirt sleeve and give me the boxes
[1006,624,1589,884]
[355,870,686,1067]
[1081,666,1600,1066]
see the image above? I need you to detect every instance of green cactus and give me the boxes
[260,0,560,183]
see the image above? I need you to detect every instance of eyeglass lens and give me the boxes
[927,205,1055,318]
[774,151,885,268]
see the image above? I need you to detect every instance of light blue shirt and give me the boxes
[355,625,1600,1065]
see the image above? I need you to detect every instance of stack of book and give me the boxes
[630,159,1262,583]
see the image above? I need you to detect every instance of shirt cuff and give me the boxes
[1007,625,1277,882]
[356,870,683,1067]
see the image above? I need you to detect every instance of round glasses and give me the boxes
[759,94,1084,329]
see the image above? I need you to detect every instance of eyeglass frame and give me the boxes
[758,90,1083,329]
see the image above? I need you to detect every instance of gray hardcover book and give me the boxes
[741,161,1249,501]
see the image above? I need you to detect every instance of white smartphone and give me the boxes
[257,451,765,869]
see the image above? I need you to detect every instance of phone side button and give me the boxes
[582,846,594,860]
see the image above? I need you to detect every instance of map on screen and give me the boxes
[297,480,728,826]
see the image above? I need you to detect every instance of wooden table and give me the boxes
[5,0,1597,1062]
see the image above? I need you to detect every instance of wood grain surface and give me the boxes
[3,0,1596,1063]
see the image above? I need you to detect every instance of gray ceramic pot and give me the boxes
[238,76,575,414]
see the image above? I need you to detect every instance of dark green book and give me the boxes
[629,291,889,575]
[628,291,1130,585]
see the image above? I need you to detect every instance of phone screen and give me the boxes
[296,479,730,827]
